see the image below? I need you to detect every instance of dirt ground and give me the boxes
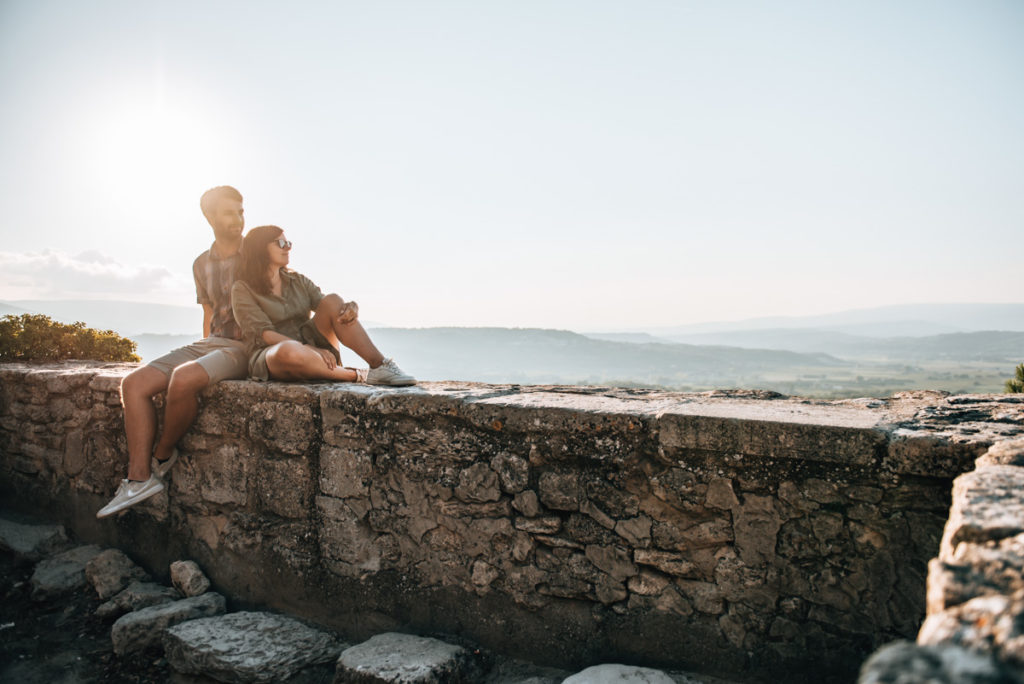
[0,552,169,684]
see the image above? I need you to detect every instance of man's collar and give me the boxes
[208,240,242,260]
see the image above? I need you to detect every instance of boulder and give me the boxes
[111,592,225,655]
[96,580,181,619]
[170,559,211,597]
[334,632,479,683]
[163,611,342,683]
[0,517,68,561]
[562,664,676,684]
[85,548,149,599]
[858,640,1008,684]
[30,544,104,600]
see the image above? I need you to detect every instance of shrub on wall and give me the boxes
[1006,363,1024,393]
[0,313,139,363]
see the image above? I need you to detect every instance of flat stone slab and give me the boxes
[0,517,67,560]
[940,466,1024,559]
[96,580,180,619]
[111,592,225,655]
[562,664,676,684]
[30,544,103,600]
[335,632,477,683]
[164,611,341,683]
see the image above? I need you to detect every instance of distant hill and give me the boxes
[366,327,841,386]
[666,329,1024,362]
[645,303,1024,337]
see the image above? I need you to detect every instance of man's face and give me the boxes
[207,197,244,241]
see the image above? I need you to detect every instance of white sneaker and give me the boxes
[365,358,416,386]
[96,475,164,519]
[151,448,179,478]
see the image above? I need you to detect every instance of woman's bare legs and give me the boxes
[312,294,386,368]
[264,340,359,381]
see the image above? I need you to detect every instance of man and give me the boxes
[97,186,249,518]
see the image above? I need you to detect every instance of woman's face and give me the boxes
[266,234,292,269]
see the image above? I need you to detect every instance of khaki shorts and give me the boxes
[148,337,248,384]
[249,319,340,381]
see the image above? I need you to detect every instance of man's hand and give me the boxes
[308,345,337,370]
[337,301,359,325]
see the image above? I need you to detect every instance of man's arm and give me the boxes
[202,304,213,338]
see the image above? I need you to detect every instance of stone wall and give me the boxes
[1,363,1020,682]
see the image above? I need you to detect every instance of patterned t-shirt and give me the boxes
[193,244,242,340]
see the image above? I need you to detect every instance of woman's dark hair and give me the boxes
[237,225,284,295]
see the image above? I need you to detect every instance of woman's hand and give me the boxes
[337,300,359,325]
[308,345,337,370]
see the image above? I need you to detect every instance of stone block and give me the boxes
[85,548,149,599]
[454,462,501,503]
[633,549,699,578]
[96,581,181,619]
[247,400,314,455]
[334,632,479,683]
[537,471,579,511]
[857,640,1009,684]
[585,544,637,582]
[171,560,211,597]
[111,592,226,655]
[490,452,529,493]
[512,490,542,517]
[563,664,675,683]
[320,446,373,498]
[30,544,104,600]
[941,466,1024,559]
[0,517,68,560]
[258,456,313,519]
[164,611,341,683]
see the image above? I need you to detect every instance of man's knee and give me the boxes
[121,365,168,402]
[167,362,211,398]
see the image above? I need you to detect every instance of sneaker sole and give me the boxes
[96,483,165,519]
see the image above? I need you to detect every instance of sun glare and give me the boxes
[87,96,226,209]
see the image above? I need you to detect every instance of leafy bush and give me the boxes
[1006,363,1024,393]
[0,314,139,363]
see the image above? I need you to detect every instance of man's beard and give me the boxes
[213,225,242,241]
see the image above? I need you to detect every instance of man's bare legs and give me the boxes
[151,362,210,464]
[120,366,169,481]
[121,362,210,480]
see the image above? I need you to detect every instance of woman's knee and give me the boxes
[266,341,306,369]
[316,293,344,316]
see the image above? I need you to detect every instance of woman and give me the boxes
[230,225,415,385]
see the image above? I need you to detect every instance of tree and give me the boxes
[1006,363,1024,393]
[0,314,139,363]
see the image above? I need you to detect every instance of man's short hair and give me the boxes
[199,186,243,220]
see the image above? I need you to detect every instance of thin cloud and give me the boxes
[0,250,191,302]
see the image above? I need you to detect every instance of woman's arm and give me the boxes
[231,281,277,344]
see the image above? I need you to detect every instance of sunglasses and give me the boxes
[274,239,292,250]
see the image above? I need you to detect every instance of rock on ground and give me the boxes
[30,544,104,601]
[171,559,211,597]
[0,518,68,560]
[96,580,180,619]
[335,632,481,684]
[163,611,342,683]
[858,640,1009,684]
[111,592,226,655]
[85,548,149,599]
[562,664,677,684]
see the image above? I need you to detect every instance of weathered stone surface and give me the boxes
[537,471,579,511]
[111,592,226,655]
[164,611,341,683]
[85,548,149,599]
[30,544,104,600]
[562,664,675,684]
[0,517,67,560]
[976,437,1024,468]
[171,560,211,597]
[96,580,180,619]
[334,632,478,683]
[858,640,1009,684]
[940,466,1024,559]
[455,463,501,503]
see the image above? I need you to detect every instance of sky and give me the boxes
[0,0,1021,331]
